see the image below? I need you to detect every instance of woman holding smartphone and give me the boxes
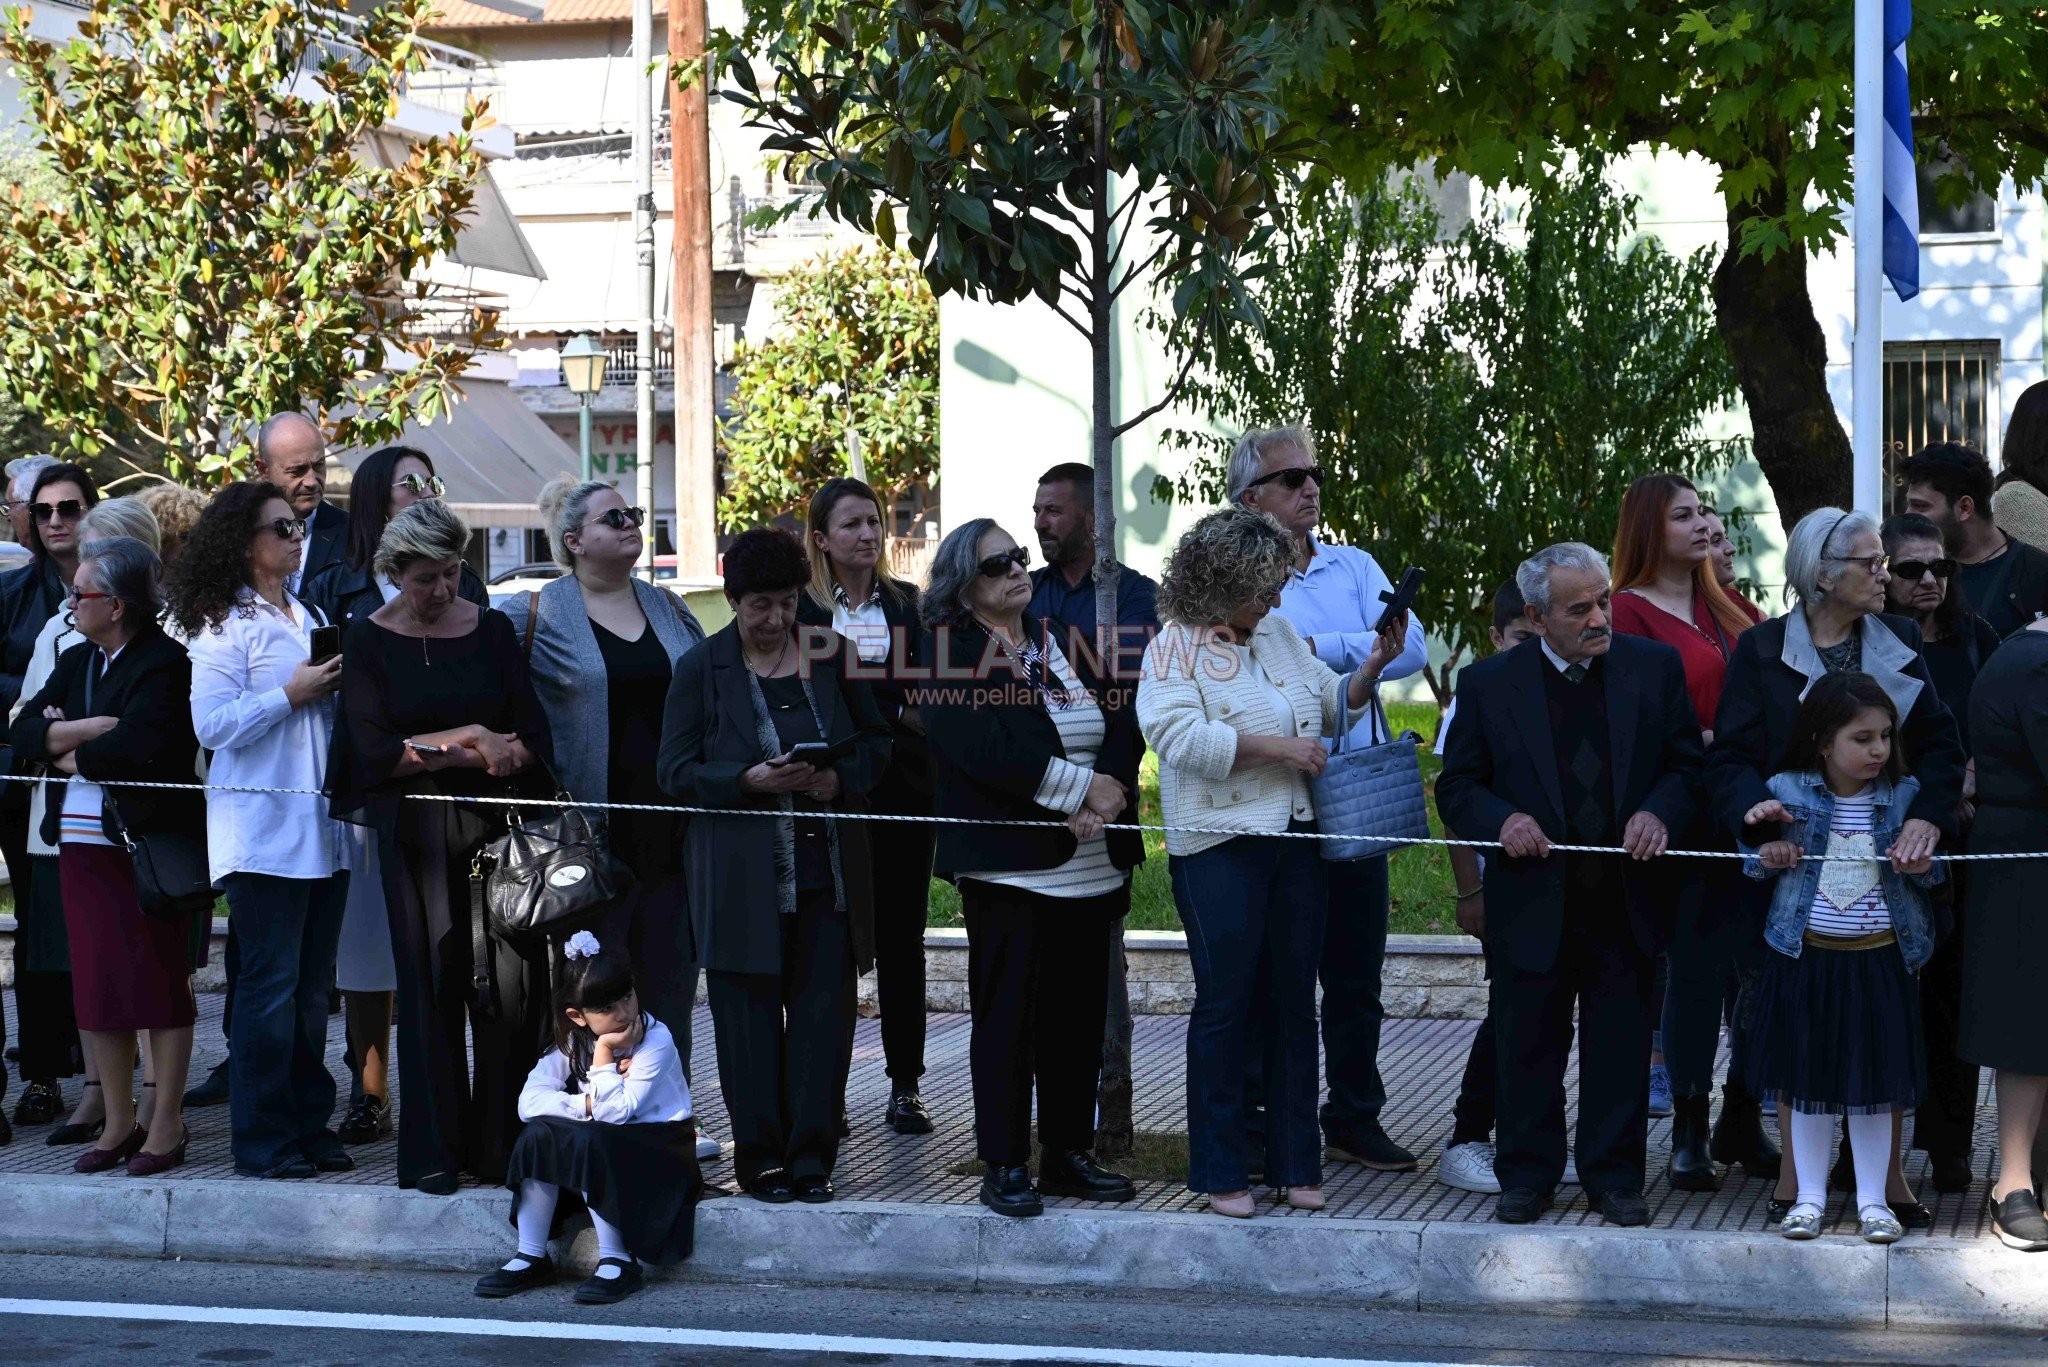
[326,500,552,1194]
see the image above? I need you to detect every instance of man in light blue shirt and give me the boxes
[1234,424,1427,1173]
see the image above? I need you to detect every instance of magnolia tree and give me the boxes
[0,0,495,481]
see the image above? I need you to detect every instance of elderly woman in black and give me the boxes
[918,518,1143,1219]
[326,500,553,1195]
[796,476,936,1135]
[657,529,889,1204]
[1709,505,1966,1222]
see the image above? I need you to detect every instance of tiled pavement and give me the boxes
[0,992,2000,1240]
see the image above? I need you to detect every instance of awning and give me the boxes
[362,132,548,280]
[339,379,574,527]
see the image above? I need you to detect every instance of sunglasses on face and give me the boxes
[64,588,111,606]
[977,546,1031,578]
[31,500,85,524]
[393,473,446,498]
[584,506,646,532]
[1245,465,1326,493]
[267,517,308,541]
[1892,557,1957,582]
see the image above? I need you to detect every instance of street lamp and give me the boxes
[560,333,609,481]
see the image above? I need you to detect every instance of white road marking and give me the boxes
[0,1296,1503,1367]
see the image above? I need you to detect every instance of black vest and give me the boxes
[1542,656,1617,881]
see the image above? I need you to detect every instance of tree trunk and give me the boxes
[1711,187,1853,533]
[1088,34,1134,1163]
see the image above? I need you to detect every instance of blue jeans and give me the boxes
[1172,830,1327,1193]
[225,871,348,1172]
[1319,855,1391,1134]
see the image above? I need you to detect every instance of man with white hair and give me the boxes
[1231,425,1427,1173]
[252,413,349,592]
[2,456,56,547]
[1437,542,1703,1227]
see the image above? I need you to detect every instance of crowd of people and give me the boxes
[1,384,2046,1304]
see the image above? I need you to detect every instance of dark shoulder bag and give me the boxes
[88,662,212,920]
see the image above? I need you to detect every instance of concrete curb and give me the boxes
[2,1173,2043,1327]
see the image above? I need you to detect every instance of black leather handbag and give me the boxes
[107,799,214,921]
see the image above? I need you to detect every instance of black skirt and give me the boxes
[506,1116,701,1265]
[1744,940,1926,1115]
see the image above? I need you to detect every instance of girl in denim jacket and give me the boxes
[1741,673,1943,1245]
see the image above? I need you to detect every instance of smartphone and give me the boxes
[769,738,855,767]
[310,624,342,665]
[1374,567,1425,635]
[407,741,448,756]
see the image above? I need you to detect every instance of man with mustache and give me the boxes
[1437,543,1703,1227]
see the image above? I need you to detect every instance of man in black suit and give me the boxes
[253,412,348,593]
[1437,543,1702,1227]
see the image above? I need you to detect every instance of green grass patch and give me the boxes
[925,701,1461,938]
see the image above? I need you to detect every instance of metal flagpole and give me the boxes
[1851,0,1885,517]
[632,0,658,573]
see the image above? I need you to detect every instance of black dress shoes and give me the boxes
[1326,1121,1418,1172]
[1765,1197,1795,1225]
[475,1255,556,1299]
[1709,1085,1782,1179]
[745,1169,796,1204]
[574,1258,645,1305]
[1037,1149,1136,1202]
[1667,1094,1722,1193]
[1589,1188,1650,1227]
[1496,1187,1553,1224]
[1928,1152,1974,1193]
[793,1174,835,1204]
[183,1059,231,1109]
[979,1164,1044,1218]
[13,1080,60,1127]
[884,1088,934,1136]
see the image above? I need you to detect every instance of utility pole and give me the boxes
[672,0,717,577]
[632,0,657,571]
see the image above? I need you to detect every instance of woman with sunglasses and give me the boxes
[303,445,485,1149]
[0,460,98,1140]
[9,536,202,1175]
[657,529,890,1204]
[1881,510,2001,1196]
[501,478,709,1149]
[166,482,352,1179]
[1707,505,1966,1227]
[915,520,1142,1219]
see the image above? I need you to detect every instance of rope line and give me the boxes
[10,772,2033,862]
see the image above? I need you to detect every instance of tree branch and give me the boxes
[1048,293,1092,339]
[1110,320,1206,437]
[1108,238,1172,302]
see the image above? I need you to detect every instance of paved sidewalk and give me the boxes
[0,992,1999,1239]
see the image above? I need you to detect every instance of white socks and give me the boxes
[507,1178,559,1270]
[591,1210,631,1278]
[1790,1106,1893,1213]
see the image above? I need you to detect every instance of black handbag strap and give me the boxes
[470,853,499,1019]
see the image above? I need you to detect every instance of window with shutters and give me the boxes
[1883,340,2001,487]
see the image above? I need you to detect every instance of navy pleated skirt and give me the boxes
[1744,940,1925,1115]
[506,1115,700,1265]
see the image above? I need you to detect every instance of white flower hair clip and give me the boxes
[563,930,602,961]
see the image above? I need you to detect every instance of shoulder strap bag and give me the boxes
[88,661,212,920]
[1307,685,1432,861]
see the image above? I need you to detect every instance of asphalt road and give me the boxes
[0,1253,2039,1367]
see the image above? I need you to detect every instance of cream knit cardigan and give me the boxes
[1137,613,1364,857]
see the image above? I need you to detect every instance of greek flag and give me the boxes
[1882,0,1920,300]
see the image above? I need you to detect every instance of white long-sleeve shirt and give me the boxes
[517,1016,694,1126]
[185,589,346,883]
[1274,536,1428,748]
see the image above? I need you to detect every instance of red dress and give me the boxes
[1610,585,1765,730]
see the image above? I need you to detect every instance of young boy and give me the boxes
[1433,582,1578,1194]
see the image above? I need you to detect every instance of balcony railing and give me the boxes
[311,7,502,121]
[556,340,676,389]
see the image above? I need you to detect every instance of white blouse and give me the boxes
[516,1016,694,1125]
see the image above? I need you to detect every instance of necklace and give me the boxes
[401,604,433,666]
[744,635,792,678]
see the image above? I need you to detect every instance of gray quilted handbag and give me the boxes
[1309,692,1430,860]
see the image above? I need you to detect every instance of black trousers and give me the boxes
[1914,893,1978,1158]
[868,789,935,1085]
[5,841,79,1083]
[1492,890,1655,1196]
[959,879,1124,1167]
[1449,1013,1497,1148]
[706,888,854,1185]
[382,804,549,1188]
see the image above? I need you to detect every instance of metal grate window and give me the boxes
[1883,340,2001,486]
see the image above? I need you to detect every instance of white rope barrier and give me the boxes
[9,773,2033,861]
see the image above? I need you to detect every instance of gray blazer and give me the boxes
[499,574,705,804]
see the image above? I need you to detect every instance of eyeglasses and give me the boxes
[583,506,646,532]
[64,588,111,606]
[393,473,446,498]
[1245,465,1326,494]
[31,500,85,524]
[1825,553,1890,576]
[267,517,308,541]
[1891,557,1956,582]
[977,546,1031,578]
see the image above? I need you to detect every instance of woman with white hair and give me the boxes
[1707,505,1966,1225]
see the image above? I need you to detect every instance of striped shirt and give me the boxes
[58,645,123,849]
[962,636,1128,900]
[1807,789,1891,938]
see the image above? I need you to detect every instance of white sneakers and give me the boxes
[696,1131,730,1162]
[1437,1141,1579,1194]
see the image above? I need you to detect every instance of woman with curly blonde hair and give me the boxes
[1136,506,1382,1218]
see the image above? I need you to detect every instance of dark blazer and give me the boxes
[299,500,349,588]
[1435,635,1703,974]
[1961,536,2048,640]
[797,581,933,802]
[1706,611,1965,840]
[8,625,203,847]
[302,556,488,633]
[0,556,62,778]
[920,612,1145,881]
[656,622,892,976]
